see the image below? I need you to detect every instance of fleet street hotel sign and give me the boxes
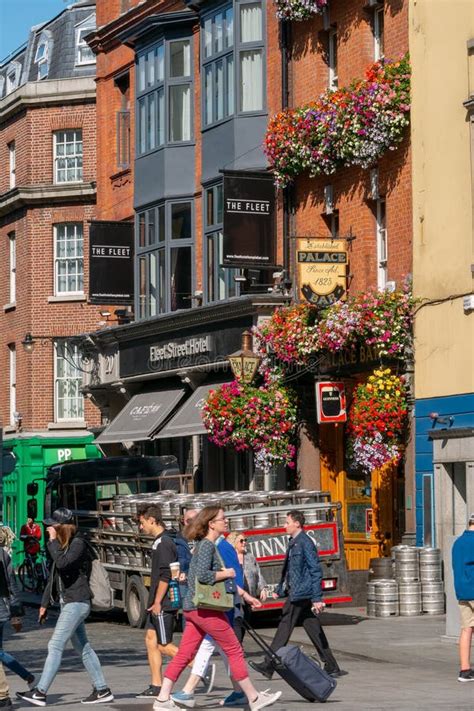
[150,337,211,364]
[223,171,277,268]
[297,237,348,307]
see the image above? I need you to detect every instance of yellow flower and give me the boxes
[395,390,400,396]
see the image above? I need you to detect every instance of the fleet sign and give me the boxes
[223,172,277,268]
[89,221,134,304]
[315,381,347,423]
[297,237,348,307]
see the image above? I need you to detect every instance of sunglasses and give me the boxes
[238,538,248,543]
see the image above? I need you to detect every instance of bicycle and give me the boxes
[18,549,49,594]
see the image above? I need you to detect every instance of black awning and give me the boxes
[96,389,186,444]
[154,382,227,439]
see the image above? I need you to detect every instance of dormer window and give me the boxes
[76,17,95,66]
[5,62,20,94]
[35,41,49,80]
[6,70,16,93]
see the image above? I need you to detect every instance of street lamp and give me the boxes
[21,332,96,374]
[228,331,261,384]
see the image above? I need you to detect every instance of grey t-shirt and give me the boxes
[183,538,222,611]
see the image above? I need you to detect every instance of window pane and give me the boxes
[139,256,147,318]
[216,184,223,223]
[226,55,234,115]
[158,205,165,242]
[147,209,155,245]
[138,53,146,91]
[170,246,192,311]
[158,88,165,145]
[169,85,191,142]
[147,48,155,86]
[206,188,214,227]
[139,98,146,153]
[215,12,223,54]
[139,213,146,247]
[240,50,263,111]
[204,65,213,126]
[170,40,190,78]
[225,7,234,48]
[204,17,213,59]
[207,234,215,302]
[240,3,262,43]
[149,252,157,317]
[171,202,192,240]
[158,248,166,313]
[147,93,156,150]
[157,44,165,81]
[215,59,224,121]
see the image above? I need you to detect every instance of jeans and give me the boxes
[38,602,107,694]
[0,664,8,700]
[0,622,32,681]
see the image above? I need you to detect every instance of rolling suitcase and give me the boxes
[244,620,337,703]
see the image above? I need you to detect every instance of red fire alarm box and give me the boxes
[316,381,347,423]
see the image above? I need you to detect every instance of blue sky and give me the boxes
[0,0,67,62]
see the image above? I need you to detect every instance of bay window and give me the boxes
[136,37,192,155]
[202,6,234,127]
[137,200,193,318]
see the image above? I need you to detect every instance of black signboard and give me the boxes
[89,221,134,304]
[223,171,277,268]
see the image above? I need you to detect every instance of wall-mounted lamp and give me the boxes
[429,412,455,428]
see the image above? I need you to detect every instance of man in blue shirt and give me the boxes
[452,512,474,682]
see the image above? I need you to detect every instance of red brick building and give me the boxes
[0,2,108,543]
[84,0,412,570]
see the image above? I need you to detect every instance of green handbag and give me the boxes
[192,545,234,612]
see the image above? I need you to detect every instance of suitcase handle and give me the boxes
[242,619,284,668]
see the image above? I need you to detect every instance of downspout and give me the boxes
[280,19,293,286]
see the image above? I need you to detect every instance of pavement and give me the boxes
[2,602,472,711]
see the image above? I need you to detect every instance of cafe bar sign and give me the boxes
[297,237,348,307]
[223,171,277,268]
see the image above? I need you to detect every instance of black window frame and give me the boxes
[203,182,239,304]
[136,199,194,318]
[136,33,193,157]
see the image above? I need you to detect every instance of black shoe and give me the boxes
[325,667,348,678]
[81,687,114,704]
[136,685,161,698]
[248,660,273,680]
[16,688,47,707]
[0,699,12,708]
[458,670,474,682]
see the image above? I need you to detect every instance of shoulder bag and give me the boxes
[193,543,234,612]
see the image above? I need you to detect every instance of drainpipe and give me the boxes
[280,19,293,286]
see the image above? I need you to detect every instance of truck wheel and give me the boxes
[126,575,148,628]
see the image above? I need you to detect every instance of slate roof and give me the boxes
[0,1,96,97]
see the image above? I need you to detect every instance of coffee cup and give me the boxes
[169,562,180,579]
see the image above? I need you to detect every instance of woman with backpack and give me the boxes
[16,508,113,707]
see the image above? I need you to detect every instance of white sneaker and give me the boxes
[153,698,180,711]
[249,690,282,711]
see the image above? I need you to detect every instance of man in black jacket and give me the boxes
[249,510,344,678]
[136,504,180,699]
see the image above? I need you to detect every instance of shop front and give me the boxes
[83,295,290,493]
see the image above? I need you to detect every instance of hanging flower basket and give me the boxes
[264,56,411,187]
[347,368,409,474]
[202,380,298,475]
[274,0,328,22]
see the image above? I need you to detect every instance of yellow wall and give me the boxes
[410,0,474,399]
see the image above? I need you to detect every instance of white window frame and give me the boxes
[376,198,388,289]
[76,27,95,66]
[54,341,84,422]
[373,3,384,61]
[8,141,15,189]
[53,130,83,183]
[9,344,16,427]
[6,69,16,94]
[35,40,49,79]
[328,27,338,90]
[54,223,84,295]
[9,232,16,303]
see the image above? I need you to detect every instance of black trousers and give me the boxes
[264,598,338,670]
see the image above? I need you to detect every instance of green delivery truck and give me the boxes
[1,434,101,566]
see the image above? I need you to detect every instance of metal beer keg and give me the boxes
[394,547,419,581]
[419,548,442,583]
[421,581,445,614]
[374,579,399,617]
[398,581,422,616]
[366,581,376,617]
